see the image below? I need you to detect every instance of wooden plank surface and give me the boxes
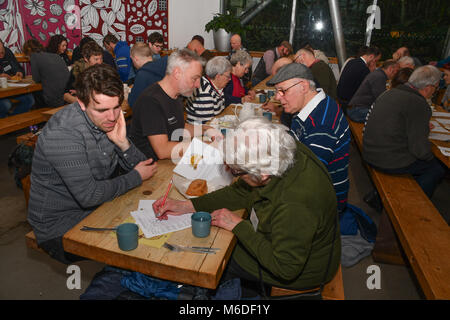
[270,265,344,300]
[0,108,50,135]
[0,79,42,99]
[63,160,245,289]
[347,118,450,299]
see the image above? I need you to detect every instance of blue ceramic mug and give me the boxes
[191,212,211,238]
[259,94,267,103]
[116,223,139,251]
[263,112,273,122]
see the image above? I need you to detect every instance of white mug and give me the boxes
[0,77,7,88]
[235,102,255,121]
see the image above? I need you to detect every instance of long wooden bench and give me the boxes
[347,118,450,299]
[0,108,51,136]
[25,230,45,254]
[271,265,344,300]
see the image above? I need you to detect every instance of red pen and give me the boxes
[158,179,173,218]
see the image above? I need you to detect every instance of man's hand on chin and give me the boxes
[107,110,130,151]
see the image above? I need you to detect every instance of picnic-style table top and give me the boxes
[0,77,42,99]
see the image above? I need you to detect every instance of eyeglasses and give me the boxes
[276,81,302,96]
[221,72,231,79]
[153,44,164,48]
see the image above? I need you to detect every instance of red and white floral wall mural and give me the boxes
[0,0,169,53]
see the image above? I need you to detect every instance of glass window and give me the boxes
[225,0,449,63]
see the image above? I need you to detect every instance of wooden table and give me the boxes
[0,78,42,99]
[41,100,133,121]
[430,105,450,169]
[14,54,30,63]
[253,75,273,91]
[62,160,245,289]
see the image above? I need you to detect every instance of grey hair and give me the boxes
[205,56,232,78]
[166,48,205,75]
[398,56,414,67]
[408,65,441,90]
[223,117,297,180]
[307,79,316,90]
[229,49,252,67]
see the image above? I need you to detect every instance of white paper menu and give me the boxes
[130,200,193,238]
[173,138,228,181]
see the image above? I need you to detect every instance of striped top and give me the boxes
[28,103,145,244]
[185,76,226,124]
[290,89,350,211]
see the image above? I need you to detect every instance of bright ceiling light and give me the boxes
[315,21,324,31]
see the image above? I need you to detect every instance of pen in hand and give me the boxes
[157,179,173,219]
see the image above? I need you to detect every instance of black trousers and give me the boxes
[220,258,270,298]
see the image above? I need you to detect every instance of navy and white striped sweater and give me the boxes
[290,91,350,211]
[185,76,226,124]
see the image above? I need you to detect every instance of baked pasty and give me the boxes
[186,179,207,196]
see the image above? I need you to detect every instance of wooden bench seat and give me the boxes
[0,108,51,136]
[25,230,45,254]
[271,265,344,300]
[347,117,450,300]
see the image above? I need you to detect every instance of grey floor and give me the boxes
[0,129,448,300]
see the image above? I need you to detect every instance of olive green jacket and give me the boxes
[191,142,340,290]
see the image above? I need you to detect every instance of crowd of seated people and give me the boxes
[2,28,447,299]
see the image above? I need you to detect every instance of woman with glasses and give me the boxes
[185,56,232,124]
[223,50,256,106]
[153,118,340,298]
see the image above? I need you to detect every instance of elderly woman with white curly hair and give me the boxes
[185,56,232,124]
[153,117,340,297]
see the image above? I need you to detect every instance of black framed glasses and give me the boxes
[276,81,302,96]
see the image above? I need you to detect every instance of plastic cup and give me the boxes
[116,223,139,251]
[191,212,211,238]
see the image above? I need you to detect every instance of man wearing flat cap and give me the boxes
[268,63,351,212]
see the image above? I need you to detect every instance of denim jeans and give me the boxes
[370,157,446,198]
[0,93,35,118]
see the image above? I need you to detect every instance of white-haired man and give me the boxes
[398,56,415,70]
[153,117,340,297]
[363,65,446,198]
[294,47,337,101]
[267,63,351,212]
[129,49,219,160]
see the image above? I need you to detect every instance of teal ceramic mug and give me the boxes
[263,112,273,122]
[191,212,211,238]
[116,223,139,251]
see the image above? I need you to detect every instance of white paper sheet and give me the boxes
[438,146,450,157]
[429,132,450,141]
[432,111,450,118]
[435,118,450,124]
[130,200,193,238]
[6,83,31,87]
[173,138,226,180]
[430,121,448,133]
